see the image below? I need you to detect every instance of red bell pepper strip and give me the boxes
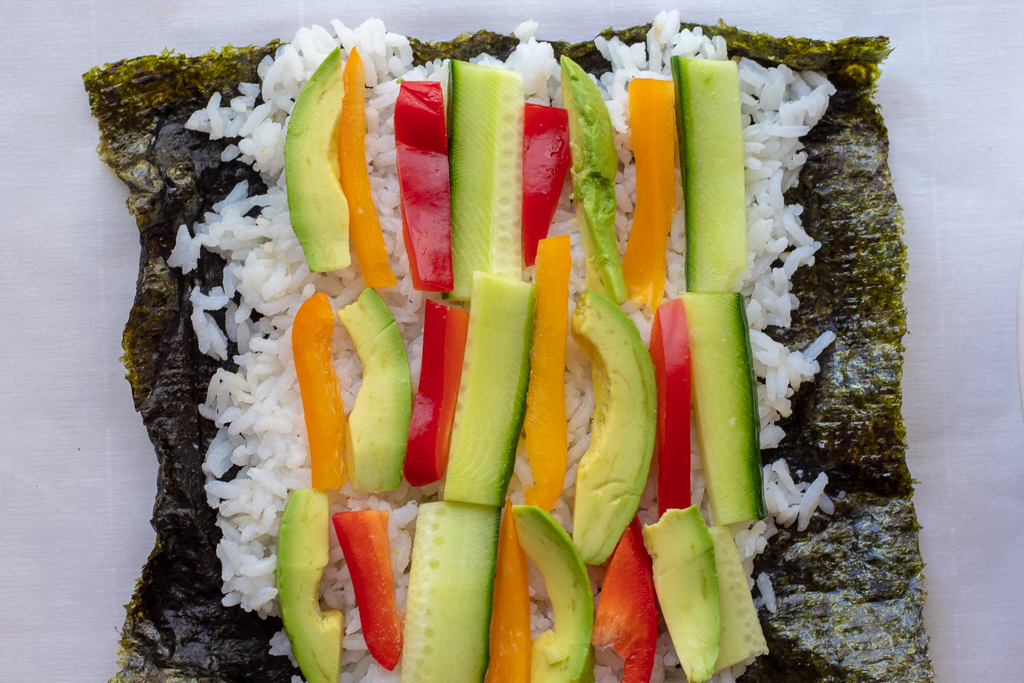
[650,298,692,516]
[521,103,571,267]
[404,300,469,486]
[331,510,403,671]
[395,81,454,291]
[592,517,658,683]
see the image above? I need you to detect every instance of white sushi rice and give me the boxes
[167,12,838,682]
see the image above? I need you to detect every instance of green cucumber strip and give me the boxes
[709,526,769,671]
[443,273,534,506]
[512,505,595,683]
[448,60,525,300]
[337,288,412,492]
[643,506,720,683]
[560,56,626,305]
[401,501,500,683]
[682,292,766,525]
[672,57,747,293]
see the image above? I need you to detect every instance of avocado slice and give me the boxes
[559,56,626,305]
[569,290,656,565]
[642,506,720,683]
[512,505,595,683]
[284,48,350,272]
[276,489,343,683]
[337,288,412,492]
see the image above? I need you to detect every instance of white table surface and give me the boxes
[1,0,1021,680]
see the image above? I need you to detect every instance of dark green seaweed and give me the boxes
[85,45,296,683]
[84,22,931,683]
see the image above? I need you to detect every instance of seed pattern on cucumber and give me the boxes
[448,60,525,300]
[709,526,769,671]
[401,501,500,683]
[444,273,535,507]
[682,292,767,525]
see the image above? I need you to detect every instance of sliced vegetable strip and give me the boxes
[332,510,404,671]
[337,288,412,492]
[683,293,766,525]
[709,526,769,671]
[277,490,343,683]
[523,235,571,511]
[650,298,691,516]
[484,502,532,683]
[621,78,677,309]
[521,103,571,267]
[395,81,453,291]
[592,517,657,683]
[284,48,350,272]
[448,60,525,300]
[293,292,346,489]
[339,47,397,287]
[401,501,501,683]
[672,57,746,293]
[404,300,469,486]
[560,55,627,305]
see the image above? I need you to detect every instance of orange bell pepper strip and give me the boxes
[293,292,346,489]
[522,235,571,511]
[592,516,658,683]
[339,48,397,287]
[621,78,678,309]
[484,502,531,683]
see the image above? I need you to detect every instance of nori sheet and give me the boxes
[84,21,932,683]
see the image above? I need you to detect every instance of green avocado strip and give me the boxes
[85,23,930,683]
[337,287,412,493]
[560,55,627,305]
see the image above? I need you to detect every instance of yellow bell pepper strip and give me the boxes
[523,235,571,511]
[293,292,346,489]
[339,48,397,287]
[621,78,678,309]
[484,501,531,683]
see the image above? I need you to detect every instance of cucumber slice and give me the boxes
[401,501,500,683]
[709,526,768,671]
[672,57,746,293]
[337,288,412,492]
[444,273,535,506]
[642,506,720,683]
[511,505,595,683]
[682,293,766,525]
[448,60,525,300]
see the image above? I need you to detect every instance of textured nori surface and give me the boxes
[84,22,931,683]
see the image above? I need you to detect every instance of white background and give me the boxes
[1,0,1021,680]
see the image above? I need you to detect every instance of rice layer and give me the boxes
[169,12,837,683]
